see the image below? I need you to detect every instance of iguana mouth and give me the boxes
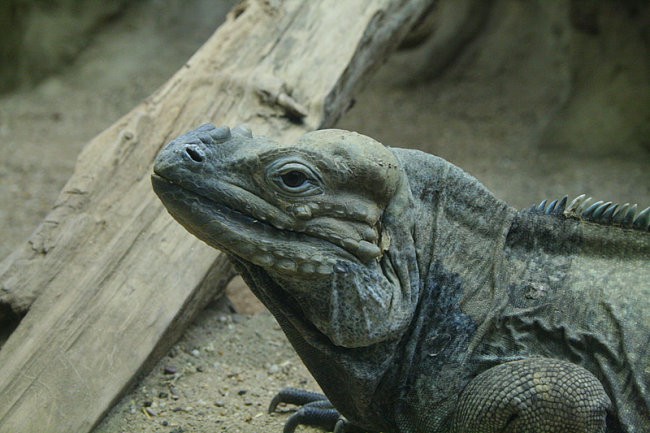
[151,174,355,274]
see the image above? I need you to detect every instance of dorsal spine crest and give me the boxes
[530,194,650,231]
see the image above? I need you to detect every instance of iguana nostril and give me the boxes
[184,145,205,162]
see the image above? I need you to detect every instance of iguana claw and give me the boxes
[269,388,340,432]
[269,387,369,432]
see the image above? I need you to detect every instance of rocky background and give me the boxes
[1,1,648,432]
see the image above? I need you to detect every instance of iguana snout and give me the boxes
[152,124,403,275]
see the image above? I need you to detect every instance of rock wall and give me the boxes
[0,0,131,93]
[404,0,650,153]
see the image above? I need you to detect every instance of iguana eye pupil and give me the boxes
[281,171,307,188]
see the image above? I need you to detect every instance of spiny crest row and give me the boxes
[529,194,650,231]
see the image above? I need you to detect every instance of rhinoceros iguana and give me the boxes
[151,124,649,433]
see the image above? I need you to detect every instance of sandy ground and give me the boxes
[1,1,648,432]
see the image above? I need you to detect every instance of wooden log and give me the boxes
[0,1,433,432]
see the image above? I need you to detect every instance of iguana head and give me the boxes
[152,124,401,273]
[152,124,417,347]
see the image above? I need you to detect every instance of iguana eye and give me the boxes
[267,160,322,196]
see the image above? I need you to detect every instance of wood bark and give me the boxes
[0,1,433,432]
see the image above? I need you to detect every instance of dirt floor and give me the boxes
[0,1,648,432]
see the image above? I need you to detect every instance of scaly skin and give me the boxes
[152,124,650,433]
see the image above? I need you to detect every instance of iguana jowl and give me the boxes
[152,124,650,433]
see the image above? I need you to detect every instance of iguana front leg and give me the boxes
[452,358,611,433]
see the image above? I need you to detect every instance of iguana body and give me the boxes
[152,124,650,433]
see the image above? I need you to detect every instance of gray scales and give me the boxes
[152,124,649,433]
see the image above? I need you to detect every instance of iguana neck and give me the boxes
[392,148,517,324]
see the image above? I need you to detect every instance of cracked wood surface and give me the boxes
[0,1,434,432]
